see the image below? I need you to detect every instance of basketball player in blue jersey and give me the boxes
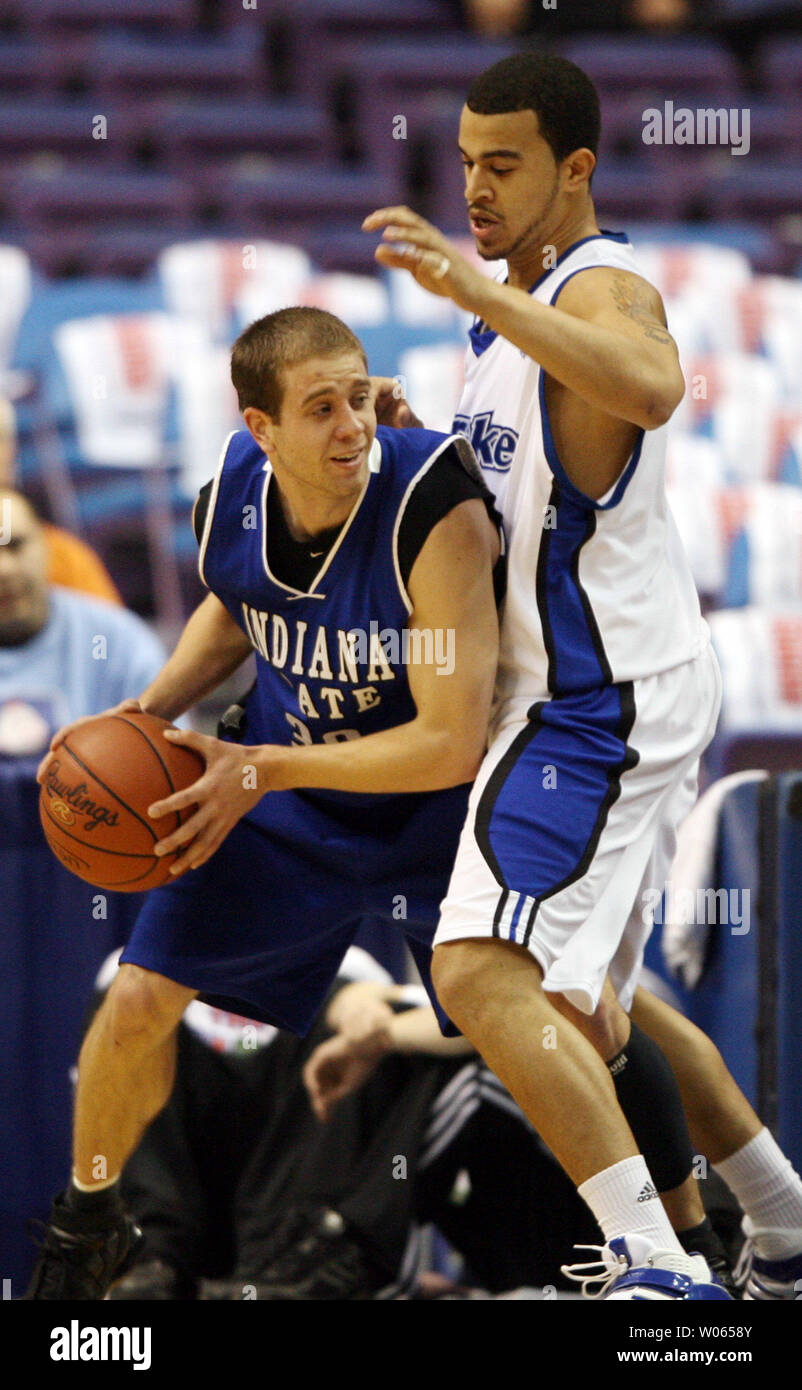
[364,52,802,1300]
[28,307,504,1300]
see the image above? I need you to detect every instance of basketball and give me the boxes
[38,711,205,892]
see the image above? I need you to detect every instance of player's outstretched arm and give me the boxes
[364,205,684,431]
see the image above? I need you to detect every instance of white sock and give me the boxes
[714,1128,802,1259]
[71,1172,120,1194]
[578,1156,683,1252]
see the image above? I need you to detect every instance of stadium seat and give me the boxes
[25,0,196,31]
[397,343,466,435]
[90,30,268,100]
[5,166,196,231]
[158,238,314,343]
[708,163,802,222]
[758,36,802,96]
[146,97,333,168]
[558,36,743,102]
[0,244,33,375]
[0,100,137,163]
[709,608,802,731]
[201,164,400,230]
[593,158,705,223]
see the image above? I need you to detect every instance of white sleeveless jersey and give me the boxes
[453,233,709,723]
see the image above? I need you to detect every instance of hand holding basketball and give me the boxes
[146,727,271,876]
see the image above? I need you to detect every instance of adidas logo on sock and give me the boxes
[637,1181,659,1203]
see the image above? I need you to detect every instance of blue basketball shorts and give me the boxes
[120,783,470,1034]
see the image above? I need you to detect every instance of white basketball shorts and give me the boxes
[434,642,722,1015]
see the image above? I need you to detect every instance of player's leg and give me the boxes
[433,939,678,1236]
[26,964,194,1301]
[632,985,802,1299]
[550,976,733,1283]
[433,662,732,1298]
[73,964,196,1190]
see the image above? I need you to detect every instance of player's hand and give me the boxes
[36,698,143,784]
[371,376,423,429]
[326,981,396,1057]
[147,729,268,875]
[363,206,483,310]
[303,1035,383,1123]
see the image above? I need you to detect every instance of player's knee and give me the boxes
[432,938,531,1026]
[431,941,483,1021]
[103,966,192,1048]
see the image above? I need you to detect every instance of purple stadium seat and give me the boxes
[558,36,743,103]
[0,101,138,162]
[25,0,196,30]
[90,31,267,100]
[202,164,400,230]
[6,166,196,231]
[274,0,456,97]
[318,36,516,169]
[147,98,333,168]
[759,37,802,95]
[708,164,802,221]
[592,159,709,224]
[0,39,73,93]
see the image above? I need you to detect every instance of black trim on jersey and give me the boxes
[536,483,559,694]
[193,441,506,600]
[572,510,615,689]
[397,445,499,586]
[193,479,213,544]
[475,700,546,890]
[521,683,640,947]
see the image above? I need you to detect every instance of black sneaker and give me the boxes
[203,1209,392,1300]
[25,1193,143,1300]
[106,1257,196,1301]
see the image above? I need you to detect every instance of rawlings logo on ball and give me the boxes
[44,761,120,833]
[49,799,76,827]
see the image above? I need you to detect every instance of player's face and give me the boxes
[458,106,564,265]
[259,352,376,507]
[0,493,49,645]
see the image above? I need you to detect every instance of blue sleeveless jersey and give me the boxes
[199,424,477,814]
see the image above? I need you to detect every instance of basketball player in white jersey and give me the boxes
[364,52,802,1300]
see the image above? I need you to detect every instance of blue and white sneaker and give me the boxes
[735,1222,802,1301]
[562,1233,733,1300]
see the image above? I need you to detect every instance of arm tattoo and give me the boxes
[610,275,673,344]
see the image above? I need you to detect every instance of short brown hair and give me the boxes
[231,307,367,420]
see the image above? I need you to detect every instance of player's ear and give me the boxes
[562,147,596,192]
[243,407,276,454]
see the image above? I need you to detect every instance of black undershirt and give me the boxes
[194,443,505,599]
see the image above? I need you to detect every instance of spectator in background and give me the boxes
[457,0,698,38]
[0,488,164,755]
[0,398,121,607]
